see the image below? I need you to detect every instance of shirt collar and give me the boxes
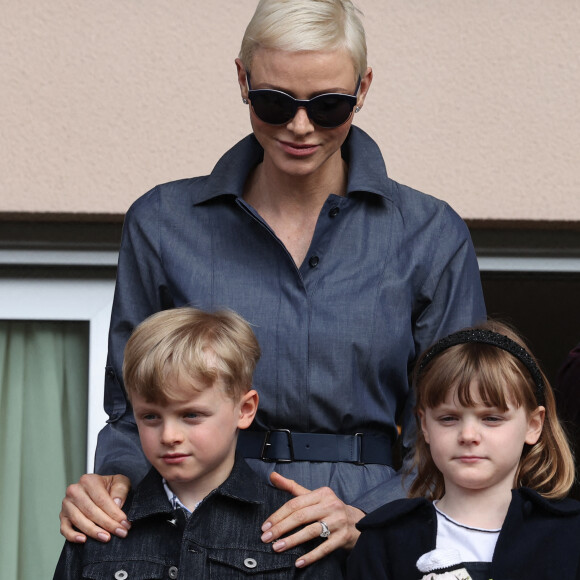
[194,126,394,205]
[128,455,264,522]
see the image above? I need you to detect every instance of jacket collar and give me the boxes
[358,487,580,531]
[194,126,394,205]
[128,454,264,522]
[515,486,580,517]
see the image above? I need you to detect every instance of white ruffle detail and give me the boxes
[417,548,463,572]
[416,549,472,579]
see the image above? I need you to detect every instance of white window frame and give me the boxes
[0,249,117,472]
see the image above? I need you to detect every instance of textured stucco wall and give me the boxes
[1,0,579,220]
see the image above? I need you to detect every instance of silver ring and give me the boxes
[319,521,330,538]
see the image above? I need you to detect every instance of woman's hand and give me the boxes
[60,473,132,543]
[262,472,364,568]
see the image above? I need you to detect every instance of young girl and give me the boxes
[347,320,580,580]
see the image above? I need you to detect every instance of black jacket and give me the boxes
[347,488,580,579]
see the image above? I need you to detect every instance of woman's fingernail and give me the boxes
[113,498,122,507]
[272,540,286,551]
[121,520,131,530]
[75,535,86,544]
[261,531,273,542]
[97,532,110,542]
[262,521,272,531]
[296,559,306,568]
[115,527,127,538]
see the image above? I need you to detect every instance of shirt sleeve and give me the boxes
[94,189,168,484]
[352,204,486,513]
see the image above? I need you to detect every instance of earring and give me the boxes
[355,106,361,113]
[242,98,249,104]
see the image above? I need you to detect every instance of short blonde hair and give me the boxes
[239,0,367,79]
[123,308,261,404]
[409,320,575,500]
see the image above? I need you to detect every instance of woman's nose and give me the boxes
[287,107,314,134]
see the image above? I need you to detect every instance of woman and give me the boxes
[60,0,485,568]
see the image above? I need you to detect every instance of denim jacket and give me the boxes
[54,455,343,579]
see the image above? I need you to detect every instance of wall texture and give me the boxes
[1,0,578,221]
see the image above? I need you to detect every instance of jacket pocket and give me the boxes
[81,560,167,579]
[207,548,297,577]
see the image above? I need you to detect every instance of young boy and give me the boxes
[54,307,341,579]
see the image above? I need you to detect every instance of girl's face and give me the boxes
[236,48,372,181]
[419,380,544,498]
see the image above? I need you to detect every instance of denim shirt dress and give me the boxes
[95,126,486,514]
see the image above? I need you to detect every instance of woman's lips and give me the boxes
[279,140,319,156]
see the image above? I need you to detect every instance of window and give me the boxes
[0,237,116,579]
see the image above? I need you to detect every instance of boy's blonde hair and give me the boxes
[239,0,367,79]
[123,307,261,404]
[409,320,575,500]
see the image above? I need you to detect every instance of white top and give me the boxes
[434,502,500,563]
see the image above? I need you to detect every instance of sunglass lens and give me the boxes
[251,92,295,125]
[310,95,354,128]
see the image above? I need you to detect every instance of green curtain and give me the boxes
[0,321,89,580]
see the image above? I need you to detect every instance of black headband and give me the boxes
[416,328,545,406]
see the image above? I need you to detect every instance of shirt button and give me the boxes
[114,571,128,580]
[329,206,340,218]
[309,256,319,268]
[168,566,179,578]
[244,558,258,569]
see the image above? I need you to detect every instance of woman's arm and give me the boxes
[60,191,164,542]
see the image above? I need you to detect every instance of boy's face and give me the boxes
[133,375,257,503]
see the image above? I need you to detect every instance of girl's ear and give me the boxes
[418,410,430,444]
[237,389,259,429]
[525,406,545,445]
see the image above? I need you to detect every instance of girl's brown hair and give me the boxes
[409,320,574,500]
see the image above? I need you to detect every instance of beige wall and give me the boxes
[2,0,579,221]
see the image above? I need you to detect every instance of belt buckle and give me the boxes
[260,429,294,463]
[354,432,365,465]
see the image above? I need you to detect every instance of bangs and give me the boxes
[418,343,535,411]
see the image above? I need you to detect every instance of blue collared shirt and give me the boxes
[95,126,486,513]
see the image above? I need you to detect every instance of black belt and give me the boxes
[237,430,393,465]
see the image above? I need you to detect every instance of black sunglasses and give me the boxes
[246,74,361,129]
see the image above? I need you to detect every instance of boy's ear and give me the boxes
[237,389,259,430]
